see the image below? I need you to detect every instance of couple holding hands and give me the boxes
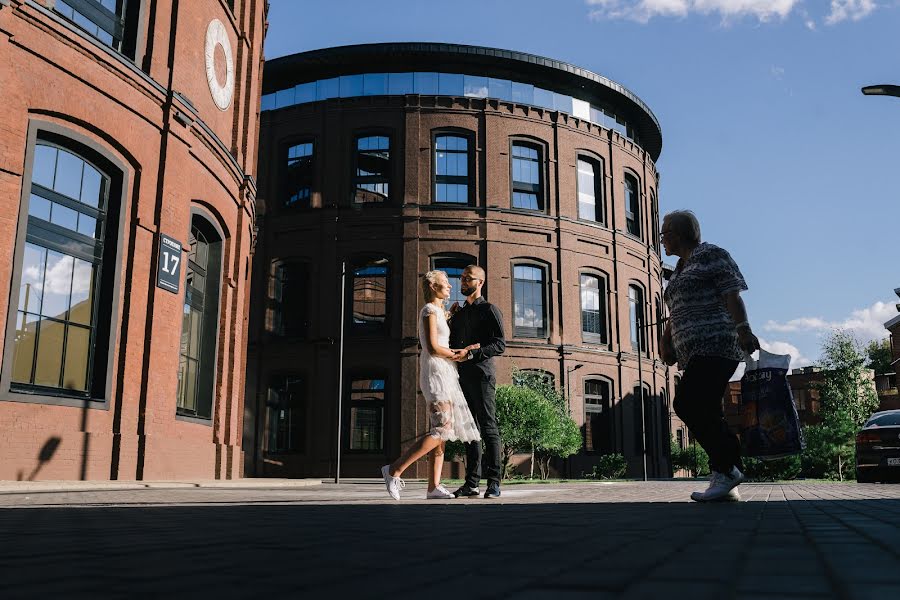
[381,265,506,500]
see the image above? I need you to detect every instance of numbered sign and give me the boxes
[157,233,183,294]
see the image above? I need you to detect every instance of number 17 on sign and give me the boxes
[157,234,183,294]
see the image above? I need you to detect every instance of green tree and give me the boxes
[742,455,802,481]
[806,330,880,481]
[495,384,554,479]
[670,437,710,477]
[865,338,892,375]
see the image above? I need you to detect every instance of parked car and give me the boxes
[856,409,900,483]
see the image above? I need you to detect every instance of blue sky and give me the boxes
[265,0,898,371]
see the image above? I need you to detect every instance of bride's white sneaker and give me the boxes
[426,484,455,499]
[380,465,405,500]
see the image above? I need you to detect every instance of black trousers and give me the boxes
[459,372,501,487]
[673,356,743,475]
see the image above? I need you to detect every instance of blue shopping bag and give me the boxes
[739,349,805,459]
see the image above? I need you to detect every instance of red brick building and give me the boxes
[876,287,900,411]
[0,0,265,480]
[244,43,675,480]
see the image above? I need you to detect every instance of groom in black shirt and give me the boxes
[449,265,506,498]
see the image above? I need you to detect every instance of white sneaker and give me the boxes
[691,467,744,502]
[380,465,405,500]
[426,484,454,499]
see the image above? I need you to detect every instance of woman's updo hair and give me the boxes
[422,270,448,303]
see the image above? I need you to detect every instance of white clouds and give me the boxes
[825,0,877,25]
[731,336,813,380]
[763,300,896,342]
[585,0,880,25]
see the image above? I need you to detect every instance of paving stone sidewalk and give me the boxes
[0,480,899,599]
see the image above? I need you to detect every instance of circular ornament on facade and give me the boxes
[204,19,235,111]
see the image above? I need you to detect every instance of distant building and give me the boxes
[879,287,900,411]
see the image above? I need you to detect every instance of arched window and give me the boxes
[434,133,472,204]
[580,273,608,344]
[284,141,314,209]
[351,257,390,333]
[353,135,391,204]
[633,384,651,454]
[584,378,613,454]
[431,254,476,307]
[511,141,544,211]
[624,173,641,239]
[628,284,647,353]
[266,374,304,453]
[577,156,604,224]
[8,136,120,399]
[512,263,547,338]
[176,215,223,419]
[650,189,660,254]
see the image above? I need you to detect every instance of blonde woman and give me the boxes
[380,270,481,500]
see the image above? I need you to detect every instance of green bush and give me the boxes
[585,453,627,479]
[742,455,802,481]
[670,438,710,477]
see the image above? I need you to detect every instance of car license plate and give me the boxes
[888,458,900,467]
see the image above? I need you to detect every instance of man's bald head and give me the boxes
[464,265,485,280]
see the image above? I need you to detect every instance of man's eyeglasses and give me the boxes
[460,275,482,282]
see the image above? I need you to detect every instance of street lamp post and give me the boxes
[565,363,584,416]
[861,84,900,97]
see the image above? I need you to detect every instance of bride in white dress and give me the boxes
[381,270,481,500]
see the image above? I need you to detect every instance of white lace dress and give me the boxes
[419,303,481,443]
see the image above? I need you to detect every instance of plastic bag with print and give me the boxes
[739,349,806,459]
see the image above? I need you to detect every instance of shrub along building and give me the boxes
[245,42,677,480]
[0,0,266,480]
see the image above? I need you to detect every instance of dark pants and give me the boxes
[673,356,743,475]
[459,372,501,488]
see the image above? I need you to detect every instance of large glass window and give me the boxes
[577,157,603,223]
[353,135,390,204]
[285,142,314,209]
[513,264,546,338]
[272,262,308,338]
[54,0,128,53]
[584,379,613,454]
[352,257,389,332]
[434,134,471,204]
[431,255,475,307]
[177,218,222,419]
[629,284,646,353]
[511,143,543,211]
[580,274,607,344]
[625,174,641,238]
[11,141,111,397]
[267,375,304,453]
[348,377,385,451]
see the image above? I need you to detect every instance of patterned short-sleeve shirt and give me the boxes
[664,242,748,369]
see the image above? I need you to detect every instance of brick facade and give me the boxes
[245,45,676,480]
[0,0,265,480]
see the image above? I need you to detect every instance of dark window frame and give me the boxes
[352,131,393,206]
[511,261,549,339]
[579,271,609,345]
[633,383,651,454]
[649,189,660,254]
[282,138,316,210]
[624,172,642,240]
[584,377,614,455]
[265,373,306,454]
[53,0,141,60]
[576,153,605,225]
[271,260,309,339]
[509,138,547,212]
[628,283,648,354]
[345,374,388,454]
[7,132,122,402]
[176,214,223,421]
[349,255,391,335]
[432,129,475,206]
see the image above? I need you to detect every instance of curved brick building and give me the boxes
[0,0,265,480]
[246,42,677,479]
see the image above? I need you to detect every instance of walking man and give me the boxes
[449,265,506,498]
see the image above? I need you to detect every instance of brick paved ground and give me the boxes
[1,480,899,599]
